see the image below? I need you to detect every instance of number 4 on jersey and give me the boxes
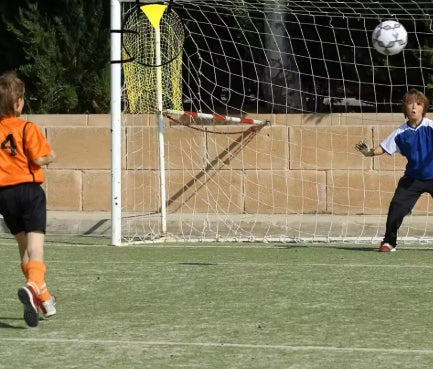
[1,134,17,156]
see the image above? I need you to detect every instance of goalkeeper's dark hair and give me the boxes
[402,89,430,118]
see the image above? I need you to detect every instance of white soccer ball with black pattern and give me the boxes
[372,20,408,56]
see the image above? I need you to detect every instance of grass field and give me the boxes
[1,236,433,368]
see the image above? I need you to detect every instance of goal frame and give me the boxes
[110,0,122,246]
[110,0,433,246]
[111,0,168,246]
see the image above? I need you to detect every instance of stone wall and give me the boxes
[28,112,433,215]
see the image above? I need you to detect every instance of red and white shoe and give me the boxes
[17,285,40,327]
[40,296,56,319]
[379,242,396,252]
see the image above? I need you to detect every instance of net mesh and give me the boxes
[122,4,184,113]
[118,0,433,243]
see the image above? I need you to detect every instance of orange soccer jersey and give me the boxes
[0,116,51,186]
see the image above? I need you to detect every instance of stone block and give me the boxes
[47,127,111,169]
[274,113,344,126]
[166,126,207,169]
[121,170,160,213]
[342,113,404,126]
[83,170,111,211]
[123,114,156,126]
[22,113,433,220]
[373,126,407,170]
[327,170,402,215]
[126,127,158,170]
[412,192,433,214]
[290,126,372,170]
[206,126,288,170]
[87,114,110,126]
[329,169,433,215]
[127,126,206,170]
[166,169,243,213]
[45,170,81,210]
[244,170,327,214]
[27,114,88,127]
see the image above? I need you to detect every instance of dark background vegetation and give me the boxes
[0,0,431,114]
[0,0,110,114]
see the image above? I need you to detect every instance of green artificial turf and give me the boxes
[1,236,433,368]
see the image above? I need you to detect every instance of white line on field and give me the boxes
[43,261,433,269]
[2,259,433,269]
[302,263,433,268]
[1,337,433,355]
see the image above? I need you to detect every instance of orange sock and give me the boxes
[38,284,51,302]
[26,260,52,302]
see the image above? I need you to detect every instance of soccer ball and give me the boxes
[372,20,408,56]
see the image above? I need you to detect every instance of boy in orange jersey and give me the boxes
[0,71,56,327]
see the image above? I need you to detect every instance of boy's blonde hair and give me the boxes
[402,89,430,117]
[0,71,25,119]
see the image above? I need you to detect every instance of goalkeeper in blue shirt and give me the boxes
[355,89,431,252]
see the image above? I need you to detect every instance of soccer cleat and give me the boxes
[17,285,40,327]
[379,242,396,252]
[40,296,56,319]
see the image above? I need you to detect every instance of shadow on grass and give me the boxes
[0,317,26,329]
[274,245,379,252]
[179,262,218,266]
[335,246,378,252]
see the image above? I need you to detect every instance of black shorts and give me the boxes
[0,182,46,234]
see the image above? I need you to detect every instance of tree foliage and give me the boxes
[2,0,110,113]
[0,1,431,114]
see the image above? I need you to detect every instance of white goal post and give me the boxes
[111,0,433,245]
[110,0,122,245]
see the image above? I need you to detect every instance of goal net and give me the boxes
[112,0,433,244]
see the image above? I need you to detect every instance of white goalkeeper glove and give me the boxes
[355,141,374,157]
